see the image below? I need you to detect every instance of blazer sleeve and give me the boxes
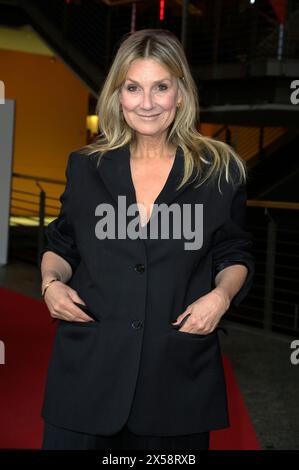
[212,182,255,307]
[39,152,81,275]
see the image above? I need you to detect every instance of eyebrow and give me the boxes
[125,77,172,84]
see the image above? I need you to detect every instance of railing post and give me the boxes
[37,187,46,267]
[263,208,277,332]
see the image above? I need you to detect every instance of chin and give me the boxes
[131,123,161,133]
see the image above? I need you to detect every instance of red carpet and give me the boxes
[209,356,261,450]
[0,287,260,449]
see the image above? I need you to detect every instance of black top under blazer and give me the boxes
[39,142,255,436]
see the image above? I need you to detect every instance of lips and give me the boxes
[138,113,161,119]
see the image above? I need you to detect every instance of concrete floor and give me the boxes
[220,321,299,450]
[1,259,299,449]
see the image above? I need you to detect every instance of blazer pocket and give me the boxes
[170,325,227,339]
[57,319,99,375]
[59,319,99,327]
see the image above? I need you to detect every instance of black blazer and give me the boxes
[39,143,255,436]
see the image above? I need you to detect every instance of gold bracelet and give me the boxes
[42,278,61,298]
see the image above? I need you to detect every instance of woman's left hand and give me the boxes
[171,288,230,335]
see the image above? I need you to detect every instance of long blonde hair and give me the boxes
[80,28,247,193]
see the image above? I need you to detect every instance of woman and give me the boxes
[40,29,255,450]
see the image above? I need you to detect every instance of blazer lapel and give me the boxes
[96,143,135,211]
[96,142,196,228]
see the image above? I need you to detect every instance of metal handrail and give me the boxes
[230,200,299,337]
[248,200,299,210]
[12,172,65,185]
[11,171,66,265]
[3,0,297,99]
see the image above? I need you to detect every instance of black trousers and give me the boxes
[42,421,210,450]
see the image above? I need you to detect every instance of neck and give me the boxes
[130,137,176,160]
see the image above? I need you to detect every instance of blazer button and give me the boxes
[131,320,143,329]
[134,264,145,273]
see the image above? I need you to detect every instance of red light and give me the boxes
[159,0,165,21]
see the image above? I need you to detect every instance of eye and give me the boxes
[127,85,138,92]
[126,83,169,92]
[157,84,168,91]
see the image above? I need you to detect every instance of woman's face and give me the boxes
[119,58,182,138]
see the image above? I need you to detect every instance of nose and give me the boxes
[141,91,154,110]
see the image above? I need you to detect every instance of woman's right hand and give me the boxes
[43,281,95,322]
